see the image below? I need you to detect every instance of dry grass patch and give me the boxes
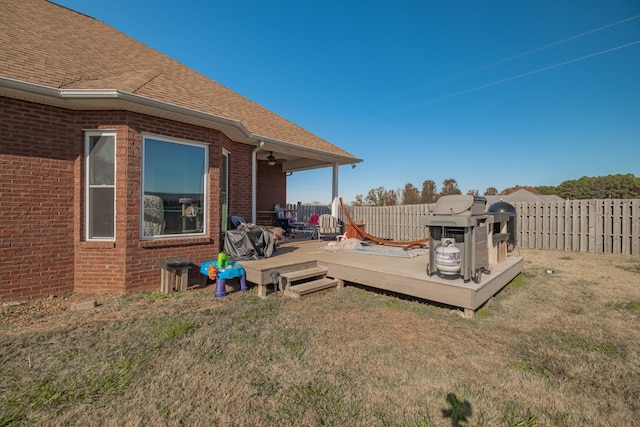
[1,249,639,426]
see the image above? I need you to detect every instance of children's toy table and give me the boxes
[200,260,247,298]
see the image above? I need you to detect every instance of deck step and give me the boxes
[283,277,339,299]
[279,266,328,289]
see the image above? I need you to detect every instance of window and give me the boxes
[85,131,116,241]
[142,135,207,238]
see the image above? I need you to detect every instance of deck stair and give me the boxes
[279,266,339,298]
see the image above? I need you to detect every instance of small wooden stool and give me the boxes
[158,257,191,293]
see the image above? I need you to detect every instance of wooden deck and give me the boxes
[233,238,523,318]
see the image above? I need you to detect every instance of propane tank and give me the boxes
[435,238,461,275]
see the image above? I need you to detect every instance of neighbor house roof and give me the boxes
[0,0,362,170]
[485,189,564,204]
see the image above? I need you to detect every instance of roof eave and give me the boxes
[0,77,362,169]
[0,77,254,144]
[254,134,363,172]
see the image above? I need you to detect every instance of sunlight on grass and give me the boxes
[1,249,638,425]
[507,273,526,288]
[153,317,198,343]
[509,360,556,386]
[616,262,640,274]
[626,301,640,311]
[0,316,200,424]
[567,279,598,287]
[563,336,627,357]
[137,291,173,299]
[503,402,538,427]
[0,348,153,425]
[280,380,364,426]
[474,306,493,318]
[280,329,309,359]
[384,299,404,312]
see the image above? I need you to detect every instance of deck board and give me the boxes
[231,239,523,313]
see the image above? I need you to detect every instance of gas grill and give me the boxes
[421,195,493,283]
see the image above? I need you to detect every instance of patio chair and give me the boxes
[308,214,320,227]
[230,215,247,229]
[317,214,342,240]
[273,204,294,236]
[290,214,320,239]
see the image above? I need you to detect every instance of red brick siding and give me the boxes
[257,161,287,211]
[225,138,253,220]
[1,97,282,301]
[1,98,76,300]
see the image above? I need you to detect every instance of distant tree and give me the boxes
[385,189,400,206]
[608,173,640,198]
[365,187,387,206]
[421,180,438,203]
[484,187,498,196]
[363,186,399,206]
[502,185,540,195]
[440,178,462,197]
[536,185,556,195]
[401,183,422,205]
[467,189,479,196]
[555,174,640,199]
[352,194,365,206]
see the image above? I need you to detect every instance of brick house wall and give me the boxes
[0,96,285,301]
[1,98,77,301]
[224,140,253,222]
[257,162,287,212]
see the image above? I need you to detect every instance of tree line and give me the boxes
[352,174,640,206]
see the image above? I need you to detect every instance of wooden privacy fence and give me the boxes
[287,200,640,255]
[512,199,639,255]
[284,204,331,222]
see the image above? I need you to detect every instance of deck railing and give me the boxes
[286,200,640,255]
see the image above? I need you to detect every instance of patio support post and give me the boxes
[331,163,339,217]
[332,163,339,198]
[251,141,265,224]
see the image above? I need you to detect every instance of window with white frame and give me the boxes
[85,131,116,240]
[142,135,207,238]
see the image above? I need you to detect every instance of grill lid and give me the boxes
[429,195,487,216]
[487,200,516,215]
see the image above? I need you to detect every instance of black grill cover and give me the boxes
[223,224,276,260]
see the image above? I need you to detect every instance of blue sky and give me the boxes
[55,0,640,204]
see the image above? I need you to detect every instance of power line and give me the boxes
[410,40,640,108]
[370,40,640,120]
[414,13,640,92]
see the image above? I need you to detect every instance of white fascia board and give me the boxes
[0,77,363,165]
[255,134,363,166]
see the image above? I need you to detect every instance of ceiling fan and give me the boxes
[266,151,277,166]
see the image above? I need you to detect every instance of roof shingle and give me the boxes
[0,0,357,159]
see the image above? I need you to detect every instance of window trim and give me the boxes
[140,133,208,240]
[84,130,117,242]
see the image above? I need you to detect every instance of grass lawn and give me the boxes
[1,249,639,426]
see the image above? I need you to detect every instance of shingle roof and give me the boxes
[485,189,564,204]
[0,0,360,163]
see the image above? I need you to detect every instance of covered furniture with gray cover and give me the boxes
[223,223,276,260]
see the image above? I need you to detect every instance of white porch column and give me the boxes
[332,163,339,200]
[331,163,339,217]
[251,141,264,223]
